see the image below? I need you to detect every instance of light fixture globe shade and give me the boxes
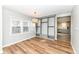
[32,18,38,23]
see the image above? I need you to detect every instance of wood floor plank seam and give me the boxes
[32,39,71,53]
[24,41,49,54]
[3,37,74,54]
[28,39,70,53]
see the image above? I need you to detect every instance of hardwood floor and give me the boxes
[3,37,74,54]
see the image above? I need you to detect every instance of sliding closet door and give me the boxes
[41,19,47,37]
[48,17,55,39]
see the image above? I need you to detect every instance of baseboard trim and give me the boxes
[3,36,35,48]
[71,42,76,54]
[36,36,55,41]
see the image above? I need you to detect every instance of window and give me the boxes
[12,26,21,33]
[11,19,29,34]
[22,21,29,32]
[11,20,21,33]
[36,17,55,39]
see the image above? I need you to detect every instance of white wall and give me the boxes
[71,6,79,54]
[0,7,2,53]
[3,7,36,47]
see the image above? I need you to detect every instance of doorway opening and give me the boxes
[57,16,71,42]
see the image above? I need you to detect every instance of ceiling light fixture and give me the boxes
[32,11,38,23]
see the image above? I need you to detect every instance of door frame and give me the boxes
[55,13,71,40]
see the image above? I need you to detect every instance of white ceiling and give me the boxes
[5,5,74,18]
